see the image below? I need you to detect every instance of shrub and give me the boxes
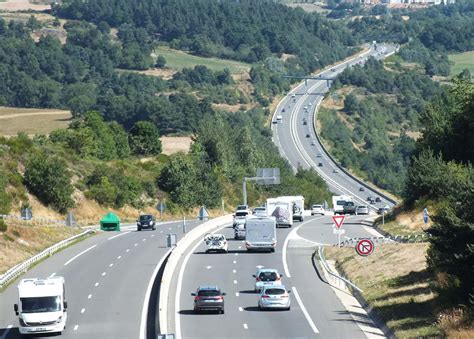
[0,218,7,232]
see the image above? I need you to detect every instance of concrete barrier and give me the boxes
[158,214,233,335]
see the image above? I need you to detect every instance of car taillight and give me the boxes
[261,295,270,298]
[256,277,261,281]
[194,296,201,301]
[215,296,223,300]
[245,241,250,247]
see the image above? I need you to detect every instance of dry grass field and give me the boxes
[160,136,192,155]
[0,107,72,136]
[0,0,50,11]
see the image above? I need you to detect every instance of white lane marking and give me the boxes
[64,245,97,266]
[292,287,319,334]
[142,238,146,242]
[175,235,211,339]
[88,294,92,299]
[235,253,238,256]
[134,243,138,247]
[206,266,212,269]
[108,231,131,240]
[238,307,243,312]
[74,325,79,331]
[94,282,99,287]
[117,255,122,259]
[101,272,106,276]
[233,261,237,264]
[109,263,114,267]
[168,227,172,230]
[238,246,242,249]
[233,280,237,284]
[243,324,248,329]
[160,230,163,233]
[49,272,56,278]
[126,249,130,252]
[235,292,240,297]
[282,218,317,277]
[0,325,13,339]
[151,234,155,237]
[139,248,173,339]
[81,308,85,314]
[233,269,236,273]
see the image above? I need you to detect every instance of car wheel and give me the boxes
[137,227,141,231]
[286,306,291,311]
[220,308,225,314]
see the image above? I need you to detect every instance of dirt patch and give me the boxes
[212,103,247,113]
[129,68,177,80]
[0,0,50,11]
[160,136,192,155]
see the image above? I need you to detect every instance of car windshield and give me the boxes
[312,205,322,209]
[198,289,221,297]
[336,201,346,206]
[235,211,248,217]
[345,202,355,207]
[21,296,61,313]
[139,215,153,221]
[236,205,248,210]
[259,272,277,281]
[264,288,286,295]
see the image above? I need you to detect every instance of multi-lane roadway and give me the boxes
[272,44,398,210]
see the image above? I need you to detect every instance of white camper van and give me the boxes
[281,195,305,222]
[245,216,277,252]
[332,195,353,215]
[14,276,67,335]
[266,198,293,228]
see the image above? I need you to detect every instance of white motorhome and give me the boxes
[266,198,293,228]
[245,216,277,252]
[281,195,305,222]
[14,276,67,335]
[332,195,352,215]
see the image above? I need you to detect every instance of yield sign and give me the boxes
[332,215,345,229]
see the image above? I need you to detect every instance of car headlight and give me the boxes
[56,316,62,324]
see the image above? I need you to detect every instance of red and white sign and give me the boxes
[356,239,374,256]
[332,215,345,229]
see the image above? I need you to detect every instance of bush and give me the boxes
[0,218,7,232]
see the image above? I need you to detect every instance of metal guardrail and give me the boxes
[317,245,363,293]
[1,214,65,226]
[0,229,95,288]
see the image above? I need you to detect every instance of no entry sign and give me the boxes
[356,239,374,256]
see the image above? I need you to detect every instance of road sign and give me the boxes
[356,239,374,257]
[332,215,345,229]
[156,201,166,213]
[423,208,429,225]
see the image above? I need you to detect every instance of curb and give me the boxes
[158,214,233,336]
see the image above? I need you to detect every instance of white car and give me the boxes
[204,234,228,253]
[311,205,325,216]
[252,207,267,217]
[258,285,291,311]
[253,268,282,292]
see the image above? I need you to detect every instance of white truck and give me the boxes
[14,276,67,336]
[282,195,305,222]
[266,198,293,228]
[245,216,277,252]
[333,195,353,215]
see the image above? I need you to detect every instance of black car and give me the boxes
[375,197,382,203]
[318,162,323,167]
[137,214,156,231]
[359,187,365,192]
[306,134,310,138]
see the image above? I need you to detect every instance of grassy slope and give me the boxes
[325,243,441,338]
[449,50,474,77]
[154,46,251,74]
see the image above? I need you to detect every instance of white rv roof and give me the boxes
[18,277,64,298]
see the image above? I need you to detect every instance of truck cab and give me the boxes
[14,276,67,335]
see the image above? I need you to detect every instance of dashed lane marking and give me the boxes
[233,269,236,273]
[233,280,238,284]
[81,308,85,314]
[74,325,79,331]
[64,245,97,266]
[101,272,106,276]
[117,256,122,259]
[88,294,92,299]
[233,261,237,264]
[134,243,138,247]
[235,253,239,256]
[94,283,99,287]
[235,292,239,297]
[238,307,243,312]
[126,249,130,252]
[243,324,248,329]
[109,263,114,267]
[142,238,146,242]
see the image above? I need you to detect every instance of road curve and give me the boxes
[272,44,397,211]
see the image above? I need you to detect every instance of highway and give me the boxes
[272,44,398,210]
[0,220,201,339]
[171,215,385,338]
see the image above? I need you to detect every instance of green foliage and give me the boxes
[0,168,12,215]
[0,218,7,232]
[128,121,162,156]
[173,66,233,87]
[155,55,167,68]
[23,152,74,213]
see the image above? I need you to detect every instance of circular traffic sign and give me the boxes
[356,239,374,257]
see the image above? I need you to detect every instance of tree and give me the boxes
[155,55,167,68]
[128,121,162,156]
[24,153,74,213]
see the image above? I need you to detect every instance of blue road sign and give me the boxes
[423,208,429,224]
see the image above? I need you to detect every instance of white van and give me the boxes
[14,277,67,335]
[245,216,277,252]
[276,115,283,123]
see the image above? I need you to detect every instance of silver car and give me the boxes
[356,206,369,215]
[258,285,291,311]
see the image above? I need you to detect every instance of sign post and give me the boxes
[355,239,374,257]
[332,215,346,247]
[242,168,280,206]
[156,201,166,220]
[423,208,429,225]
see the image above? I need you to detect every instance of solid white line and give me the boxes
[243,324,248,329]
[64,245,97,266]
[292,287,319,334]
[88,294,92,299]
[81,308,85,314]
[49,272,56,278]
[175,236,209,339]
[139,248,172,339]
[73,325,79,331]
[0,325,13,339]
[238,307,243,312]
[107,231,130,240]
